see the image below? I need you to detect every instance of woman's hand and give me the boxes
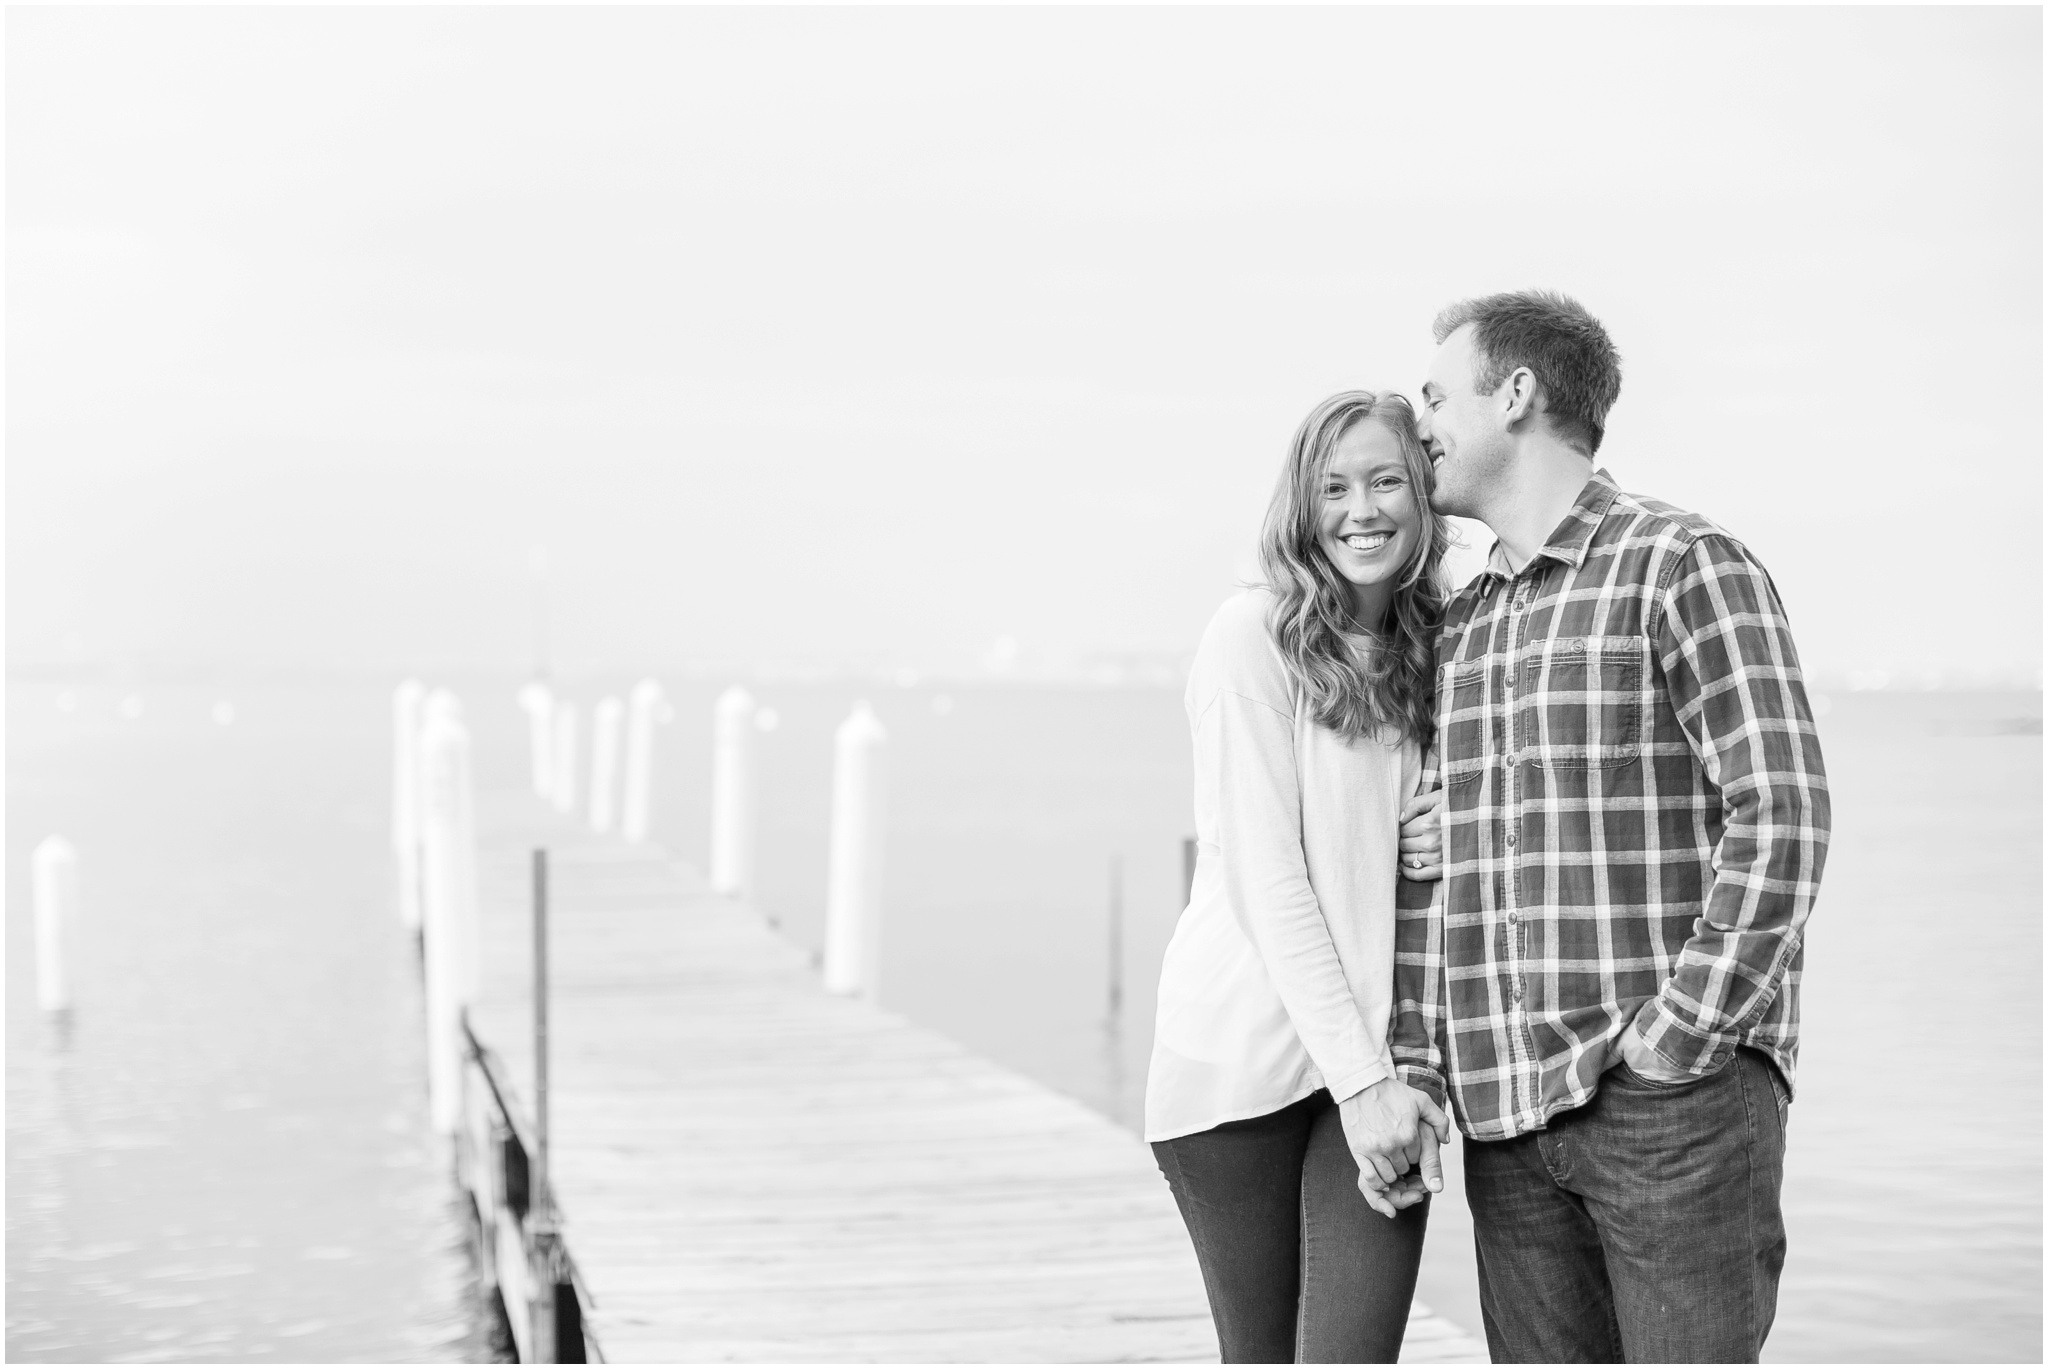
[1339,1078,1451,1217]
[1398,788,1445,882]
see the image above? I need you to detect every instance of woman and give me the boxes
[1145,390,1450,1363]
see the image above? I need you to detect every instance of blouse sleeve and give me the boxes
[1190,595,1394,1102]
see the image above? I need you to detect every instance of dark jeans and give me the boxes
[1151,1090,1429,1363]
[1464,1047,1791,1363]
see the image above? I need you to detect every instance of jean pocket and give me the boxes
[1613,1055,1728,1092]
[1615,1061,1692,1090]
[1752,1051,1792,1133]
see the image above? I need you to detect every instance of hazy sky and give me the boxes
[10,6,2041,687]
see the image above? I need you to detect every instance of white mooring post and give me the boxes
[823,701,888,998]
[621,679,666,843]
[1107,853,1124,1022]
[589,696,625,834]
[550,702,580,816]
[420,692,480,1134]
[517,681,555,799]
[392,679,426,930]
[33,836,78,1013]
[710,686,758,899]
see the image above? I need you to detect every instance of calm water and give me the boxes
[7,678,2041,1361]
[5,683,499,1363]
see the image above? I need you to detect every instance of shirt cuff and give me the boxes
[1394,1064,1446,1109]
[1632,997,1732,1076]
[1324,1057,1395,1105]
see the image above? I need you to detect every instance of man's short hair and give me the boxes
[1433,291,1622,455]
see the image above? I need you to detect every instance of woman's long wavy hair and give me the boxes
[1258,390,1451,748]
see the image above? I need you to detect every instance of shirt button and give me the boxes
[1505,831,1518,847]
[1504,672,1515,687]
[1506,911,1518,925]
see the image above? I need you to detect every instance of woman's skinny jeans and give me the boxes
[1151,1089,1429,1364]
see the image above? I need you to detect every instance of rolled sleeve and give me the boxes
[1635,536,1832,1074]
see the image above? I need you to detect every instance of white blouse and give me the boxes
[1144,588,1422,1143]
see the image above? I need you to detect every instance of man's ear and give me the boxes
[1499,367,1542,431]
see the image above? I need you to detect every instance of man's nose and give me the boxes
[1416,405,1433,442]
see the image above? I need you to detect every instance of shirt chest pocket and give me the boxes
[1520,635,1647,770]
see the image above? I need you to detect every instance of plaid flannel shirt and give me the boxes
[1392,469,1830,1141]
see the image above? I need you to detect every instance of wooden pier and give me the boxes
[451,805,1488,1363]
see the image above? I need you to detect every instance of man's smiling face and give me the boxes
[1418,324,1504,520]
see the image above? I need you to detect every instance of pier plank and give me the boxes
[464,837,1485,1364]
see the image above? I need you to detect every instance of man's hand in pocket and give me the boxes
[1615,1020,1693,1085]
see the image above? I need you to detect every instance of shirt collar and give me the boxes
[1476,467,1622,584]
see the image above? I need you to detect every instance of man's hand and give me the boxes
[1398,789,1445,882]
[1614,1021,1692,1085]
[1339,1079,1451,1218]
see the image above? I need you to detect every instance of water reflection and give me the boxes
[6,683,502,1363]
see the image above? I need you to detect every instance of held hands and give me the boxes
[1398,789,1446,882]
[1339,1079,1452,1219]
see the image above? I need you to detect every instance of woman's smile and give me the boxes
[1341,530,1395,555]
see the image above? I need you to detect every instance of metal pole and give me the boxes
[533,848,551,1223]
[530,847,557,1363]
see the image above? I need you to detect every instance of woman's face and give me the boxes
[1315,419,1423,613]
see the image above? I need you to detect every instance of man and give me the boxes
[1381,290,1831,1362]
